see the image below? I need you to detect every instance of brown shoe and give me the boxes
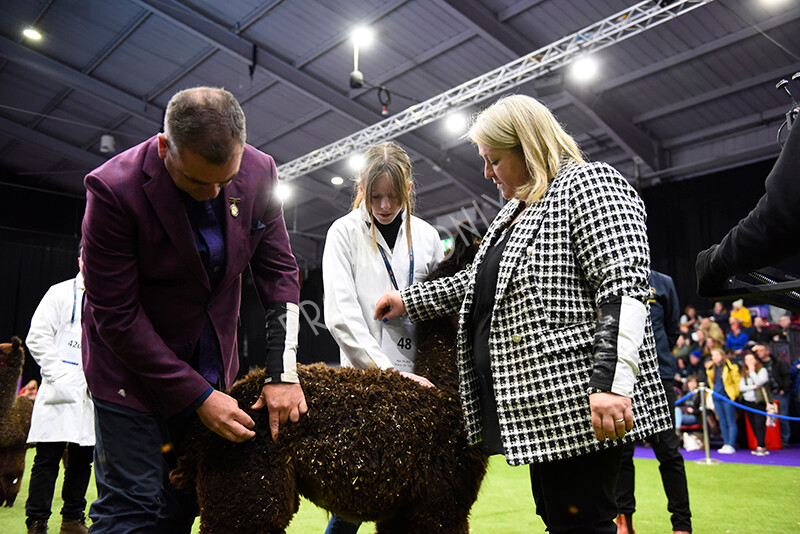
[26,519,48,534]
[59,518,88,534]
[616,513,635,534]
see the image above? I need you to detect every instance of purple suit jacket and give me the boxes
[81,136,300,417]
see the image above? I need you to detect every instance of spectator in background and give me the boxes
[748,316,773,346]
[676,375,702,430]
[725,319,749,355]
[687,352,707,384]
[790,357,800,434]
[712,301,730,334]
[615,270,692,534]
[773,315,794,343]
[769,306,792,324]
[680,305,700,333]
[730,299,753,329]
[706,348,740,454]
[699,317,725,348]
[739,352,770,456]
[753,344,791,447]
[672,334,693,366]
[24,244,94,534]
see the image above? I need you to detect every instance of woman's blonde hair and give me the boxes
[467,94,584,204]
[352,141,415,250]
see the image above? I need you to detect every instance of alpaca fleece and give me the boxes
[172,235,488,533]
[0,337,34,506]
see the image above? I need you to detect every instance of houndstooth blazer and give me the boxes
[403,160,671,466]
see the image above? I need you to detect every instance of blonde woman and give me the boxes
[321,141,443,533]
[376,95,670,533]
[705,348,741,454]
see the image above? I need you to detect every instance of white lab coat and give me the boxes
[322,205,444,371]
[26,272,95,446]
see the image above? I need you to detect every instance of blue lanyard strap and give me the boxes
[71,278,77,325]
[366,219,414,290]
[377,245,414,291]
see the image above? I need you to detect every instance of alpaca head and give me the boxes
[0,337,24,372]
[0,337,25,418]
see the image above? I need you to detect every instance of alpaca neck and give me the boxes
[413,316,459,391]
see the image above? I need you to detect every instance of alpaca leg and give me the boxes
[375,505,470,534]
[194,439,299,534]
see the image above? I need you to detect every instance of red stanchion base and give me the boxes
[744,413,782,451]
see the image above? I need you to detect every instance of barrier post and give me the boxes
[695,383,723,465]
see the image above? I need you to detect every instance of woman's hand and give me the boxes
[399,371,435,388]
[589,392,633,441]
[374,290,406,322]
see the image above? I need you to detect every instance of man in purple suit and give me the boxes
[81,87,307,532]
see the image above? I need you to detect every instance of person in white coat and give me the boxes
[321,141,444,534]
[24,245,95,534]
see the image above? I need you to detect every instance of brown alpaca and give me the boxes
[172,232,488,533]
[0,336,34,507]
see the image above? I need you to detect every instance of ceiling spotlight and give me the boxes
[276,183,292,201]
[23,27,42,40]
[351,27,374,47]
[348,154,364,172]
[444,112,467,134]
[331,176,344,185]
[569,56,598,83]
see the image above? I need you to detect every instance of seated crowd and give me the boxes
[673,301,800,454]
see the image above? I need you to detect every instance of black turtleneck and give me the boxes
[374,213,403,250]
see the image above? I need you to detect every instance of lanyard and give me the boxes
[71,278,77,325]
[378,244,414,291]
[367,220,414,290]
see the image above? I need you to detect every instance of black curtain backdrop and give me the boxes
[4,156,797,382]
[642,157,800,316]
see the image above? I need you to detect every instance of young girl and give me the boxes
[739,352,770,456]
[321,141,444,533]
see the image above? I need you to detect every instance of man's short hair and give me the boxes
[163,87,246,165]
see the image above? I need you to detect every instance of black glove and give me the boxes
[695,244,725,297]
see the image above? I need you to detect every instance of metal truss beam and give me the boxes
[439,0,659,169]
[132,0,494,200]
[278,0,714,180]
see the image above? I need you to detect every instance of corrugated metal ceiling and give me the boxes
[1,0,799,268]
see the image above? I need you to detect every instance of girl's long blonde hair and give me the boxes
[467,94,584,204]
[352,141,415,251]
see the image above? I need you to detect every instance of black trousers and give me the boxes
[616,379,692,532]
[530,446,622,534]
[89,398,198,534]
[25,441,94,523]
[741,400,767,448]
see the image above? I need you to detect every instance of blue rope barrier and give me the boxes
[675,390,695,405]
[709,390,800,421]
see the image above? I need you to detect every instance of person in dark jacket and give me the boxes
[615,270,692,534]
[696,118,800,296]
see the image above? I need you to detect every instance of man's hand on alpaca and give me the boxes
[197,389,256,442]
[252,383,308,442]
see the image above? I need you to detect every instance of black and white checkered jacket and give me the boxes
[402,160,671,465]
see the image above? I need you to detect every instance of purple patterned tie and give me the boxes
[196,200,224,385]
[198,200,224,286]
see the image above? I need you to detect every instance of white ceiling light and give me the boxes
[330,176,344,185]
[569,55,598,83]
[276,182,291,201]
[351,27,374,47]
[444,112,467,134]
[348,154,364,172]
[23,27,42,40]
